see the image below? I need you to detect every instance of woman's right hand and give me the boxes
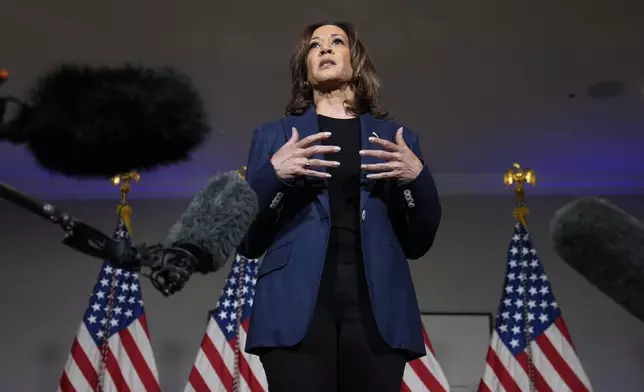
[270,127,340,180]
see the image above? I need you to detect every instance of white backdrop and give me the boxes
[422,313,493,391]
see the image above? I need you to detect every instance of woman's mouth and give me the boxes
[319,59,336,69]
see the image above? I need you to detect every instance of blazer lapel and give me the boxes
[359,112,386,211]
[284,104,317,143]
[284,105,330,217]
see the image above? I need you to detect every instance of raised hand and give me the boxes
[270,127,341,180]
[360,127,423,181]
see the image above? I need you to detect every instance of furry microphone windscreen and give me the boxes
[165,170,259,274]
[5,63,210,178]
[550,197,644,322]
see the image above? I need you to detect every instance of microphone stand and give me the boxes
[0,180,198,296]
[0,182,127,262]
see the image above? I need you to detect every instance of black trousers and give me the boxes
[259,240,408,392]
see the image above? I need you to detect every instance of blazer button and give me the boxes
[361,210,366,221]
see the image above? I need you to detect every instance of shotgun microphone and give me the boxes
[0,63,210,178]
[551,197,644,322]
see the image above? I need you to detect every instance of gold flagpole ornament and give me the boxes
[111,171,140,234]
[238,165,247,180]
[504,163,535,228]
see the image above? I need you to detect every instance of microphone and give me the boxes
[0,63,210,178]
[143,170,258,296]
[550,197,644,322]
[165,169,259,275]
[0,171,259,297]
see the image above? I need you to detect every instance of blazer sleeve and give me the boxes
[237,126,295,259]
[388,129,442,260]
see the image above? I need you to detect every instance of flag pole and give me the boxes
[231,165,247,392]
[503,163,537,391]
[93,171,141,392]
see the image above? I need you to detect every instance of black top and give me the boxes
[316,114,369,317]
[318,114,362,265]
[314,115,397,355]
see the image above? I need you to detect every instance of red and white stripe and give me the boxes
[401,324,451,392]
[478,317,593,392]
[59,314,161,392]
[185,318,268,392]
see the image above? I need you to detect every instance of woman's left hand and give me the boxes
[360,127,423,181]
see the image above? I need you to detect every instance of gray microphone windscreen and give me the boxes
[550,197,644,322]
[165,170,259,273]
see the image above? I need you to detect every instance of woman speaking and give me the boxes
[239,21,442,392]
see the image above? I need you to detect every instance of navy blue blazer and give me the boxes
[239,105,442,359]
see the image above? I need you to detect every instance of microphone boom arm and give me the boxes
[0,182,117,260]
[0,182,194,296]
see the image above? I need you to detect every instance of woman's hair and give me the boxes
[284,21,389,119]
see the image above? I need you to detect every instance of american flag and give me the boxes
[478,223,593,392]
[59,216,161,392]
[401,326,451,391]
[184,254,268,392]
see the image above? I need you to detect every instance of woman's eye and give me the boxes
[333,39,344,45]
[309,42,320,49]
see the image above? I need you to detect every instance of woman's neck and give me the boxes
[313,86,356,119]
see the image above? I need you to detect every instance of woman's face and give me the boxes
[306,25,354,88]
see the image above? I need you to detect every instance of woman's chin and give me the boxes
[312,78,350,91]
